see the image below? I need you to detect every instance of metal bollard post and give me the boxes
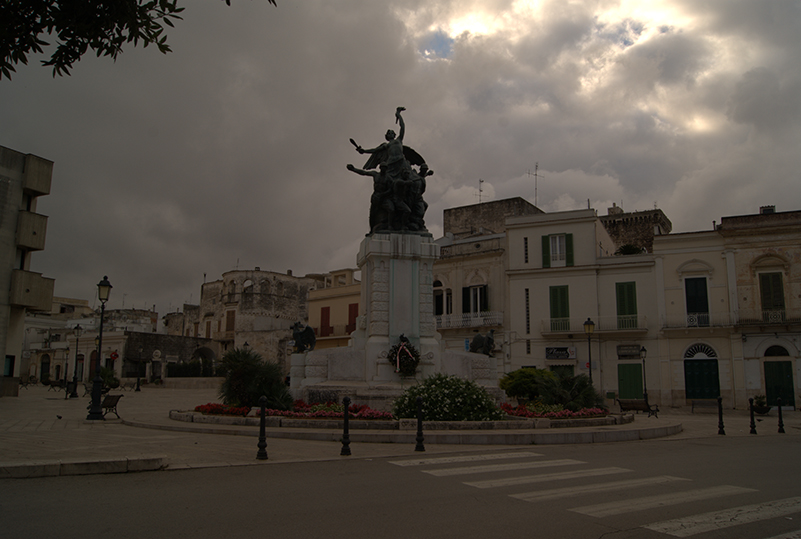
[415,396,425,452]
[256,395,268,460]
[341,396,352,456]
[717,396,725,435]
[749,397,757,435]
[778,397,785,434]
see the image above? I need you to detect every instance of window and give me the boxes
[225,310,235,332]
[347,303,359,334]
[684,277,709,327]
[759,272,785,322]
[541,234,574,268]
[549,285,570,331]
[320,307,333,337]
[434,280,444,316]
[463,285,487,314]
[615,282,638,329]
[445,289,453,315]
[205,321,212,338]
[524,237,529,264]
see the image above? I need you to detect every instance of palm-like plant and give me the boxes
[217,348,292,409]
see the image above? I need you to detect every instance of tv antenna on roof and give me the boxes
[526,163,544,207]
[476,179,485,204]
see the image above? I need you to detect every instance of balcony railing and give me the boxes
[436,311,503,329]
[662,312,734,329]
[541,314,648,334]
[737,309,801,325]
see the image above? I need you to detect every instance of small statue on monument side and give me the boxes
[469,329,495,357]
[292,322,316,353]
[347,107,432,235]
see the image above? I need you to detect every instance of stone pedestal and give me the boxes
[353,233,440,382]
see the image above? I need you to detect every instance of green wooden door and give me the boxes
[618,363,643,399]
[764,361,795,408]
[684,359,720,399]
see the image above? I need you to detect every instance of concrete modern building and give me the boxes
[1,146,55,396]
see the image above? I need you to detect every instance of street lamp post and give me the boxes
[136,346,143,392]
[63,347,70,400]
[68,324,82,398]
[640,346,648,401]
[584,318,595,386]
[87,277,112,420]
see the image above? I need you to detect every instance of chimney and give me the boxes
[760,205,775,214]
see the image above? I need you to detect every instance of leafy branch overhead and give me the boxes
[0,0,276,80]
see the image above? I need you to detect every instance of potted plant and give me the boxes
[752,395,771,415]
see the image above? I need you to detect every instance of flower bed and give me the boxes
[193,400,393,420]
[500,402,609,419]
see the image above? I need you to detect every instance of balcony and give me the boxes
[662,312,734,329]
[9,270,55,311]
[541,314,648,334]
[436,311,503,330]
[16,211,48,251]
[23,154,53,196]
[737,309,801,326]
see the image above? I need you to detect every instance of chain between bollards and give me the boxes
[415,396,425,452]
[778,397,785,434]
[341,396,352,456]
[256,395,268,460]
[717,396,725,435]
[749,397,757,435]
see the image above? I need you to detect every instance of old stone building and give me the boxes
[599,203,672,253]
[307,268,361,349]
[165,268,326,373]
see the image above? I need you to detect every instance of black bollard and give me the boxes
[341,396,352,456]
[749,397,757,435]
[415,396,425,452]
[717,396,725,435]
[256,395,268,460]
[778,397,785,434]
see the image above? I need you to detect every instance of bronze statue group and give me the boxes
[347,107,432,235]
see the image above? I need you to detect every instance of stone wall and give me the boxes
[443,198,543,239]
[600,208,672,253]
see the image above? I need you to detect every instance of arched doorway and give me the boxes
[764,345,795,408]
[684,344,720,399]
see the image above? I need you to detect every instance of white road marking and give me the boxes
[464,467,632,489]
[389,452,542,467]
[573,485,757,518]
[643,496,801,537]
[512,475,691,502]
[423,459,584,477]
[763,531,801,539]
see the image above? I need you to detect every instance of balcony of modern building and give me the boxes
[435,311,504,330]
[540,314,648,336]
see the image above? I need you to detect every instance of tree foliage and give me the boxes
[0,0,276,80]
[392,374,504,421]
[217,347,291,410]
[498,367,556,401]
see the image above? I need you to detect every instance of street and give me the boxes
[3,434,800,538]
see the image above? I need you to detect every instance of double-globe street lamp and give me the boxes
[583,317,595,385]
[87,277,112,421]
[68,324,83,398]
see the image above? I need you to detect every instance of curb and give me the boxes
[0,456,165,479]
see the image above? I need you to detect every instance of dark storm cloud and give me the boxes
[1,0,799,315]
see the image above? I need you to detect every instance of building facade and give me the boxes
[1,146,55,396]
[307,268,360,349]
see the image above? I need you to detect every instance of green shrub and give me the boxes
[100,366,119,388]
[539,373,605,412]
[217,348,292,409]
[392,373,504,421]
[499,368,556,401]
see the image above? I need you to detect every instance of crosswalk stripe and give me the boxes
[389,451,541,467]
[464,467,632,489]
[423,459,584,477]
[643,496,801,537]
[511,475,690,502]
[572,485,757,518]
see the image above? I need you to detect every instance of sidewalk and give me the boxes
[1,386,798,478]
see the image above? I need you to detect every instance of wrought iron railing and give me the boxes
[436,311,503,329]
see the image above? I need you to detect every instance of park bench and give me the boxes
[616,397,659,418]
[100,394,124,418]
[47,380,66,392]
[691,399,718,413]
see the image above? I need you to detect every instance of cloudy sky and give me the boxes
[2,0,799,316]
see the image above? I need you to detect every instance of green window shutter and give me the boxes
[541,236,550,268]
[549,286,569,319]
[760,273,785,311]
[480,284,488,311]
[616,282,637,329]
[462,287,470,314]
[565,233,574,266]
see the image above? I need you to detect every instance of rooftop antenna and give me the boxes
[526,163,544,207]
[476,179,484,204]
